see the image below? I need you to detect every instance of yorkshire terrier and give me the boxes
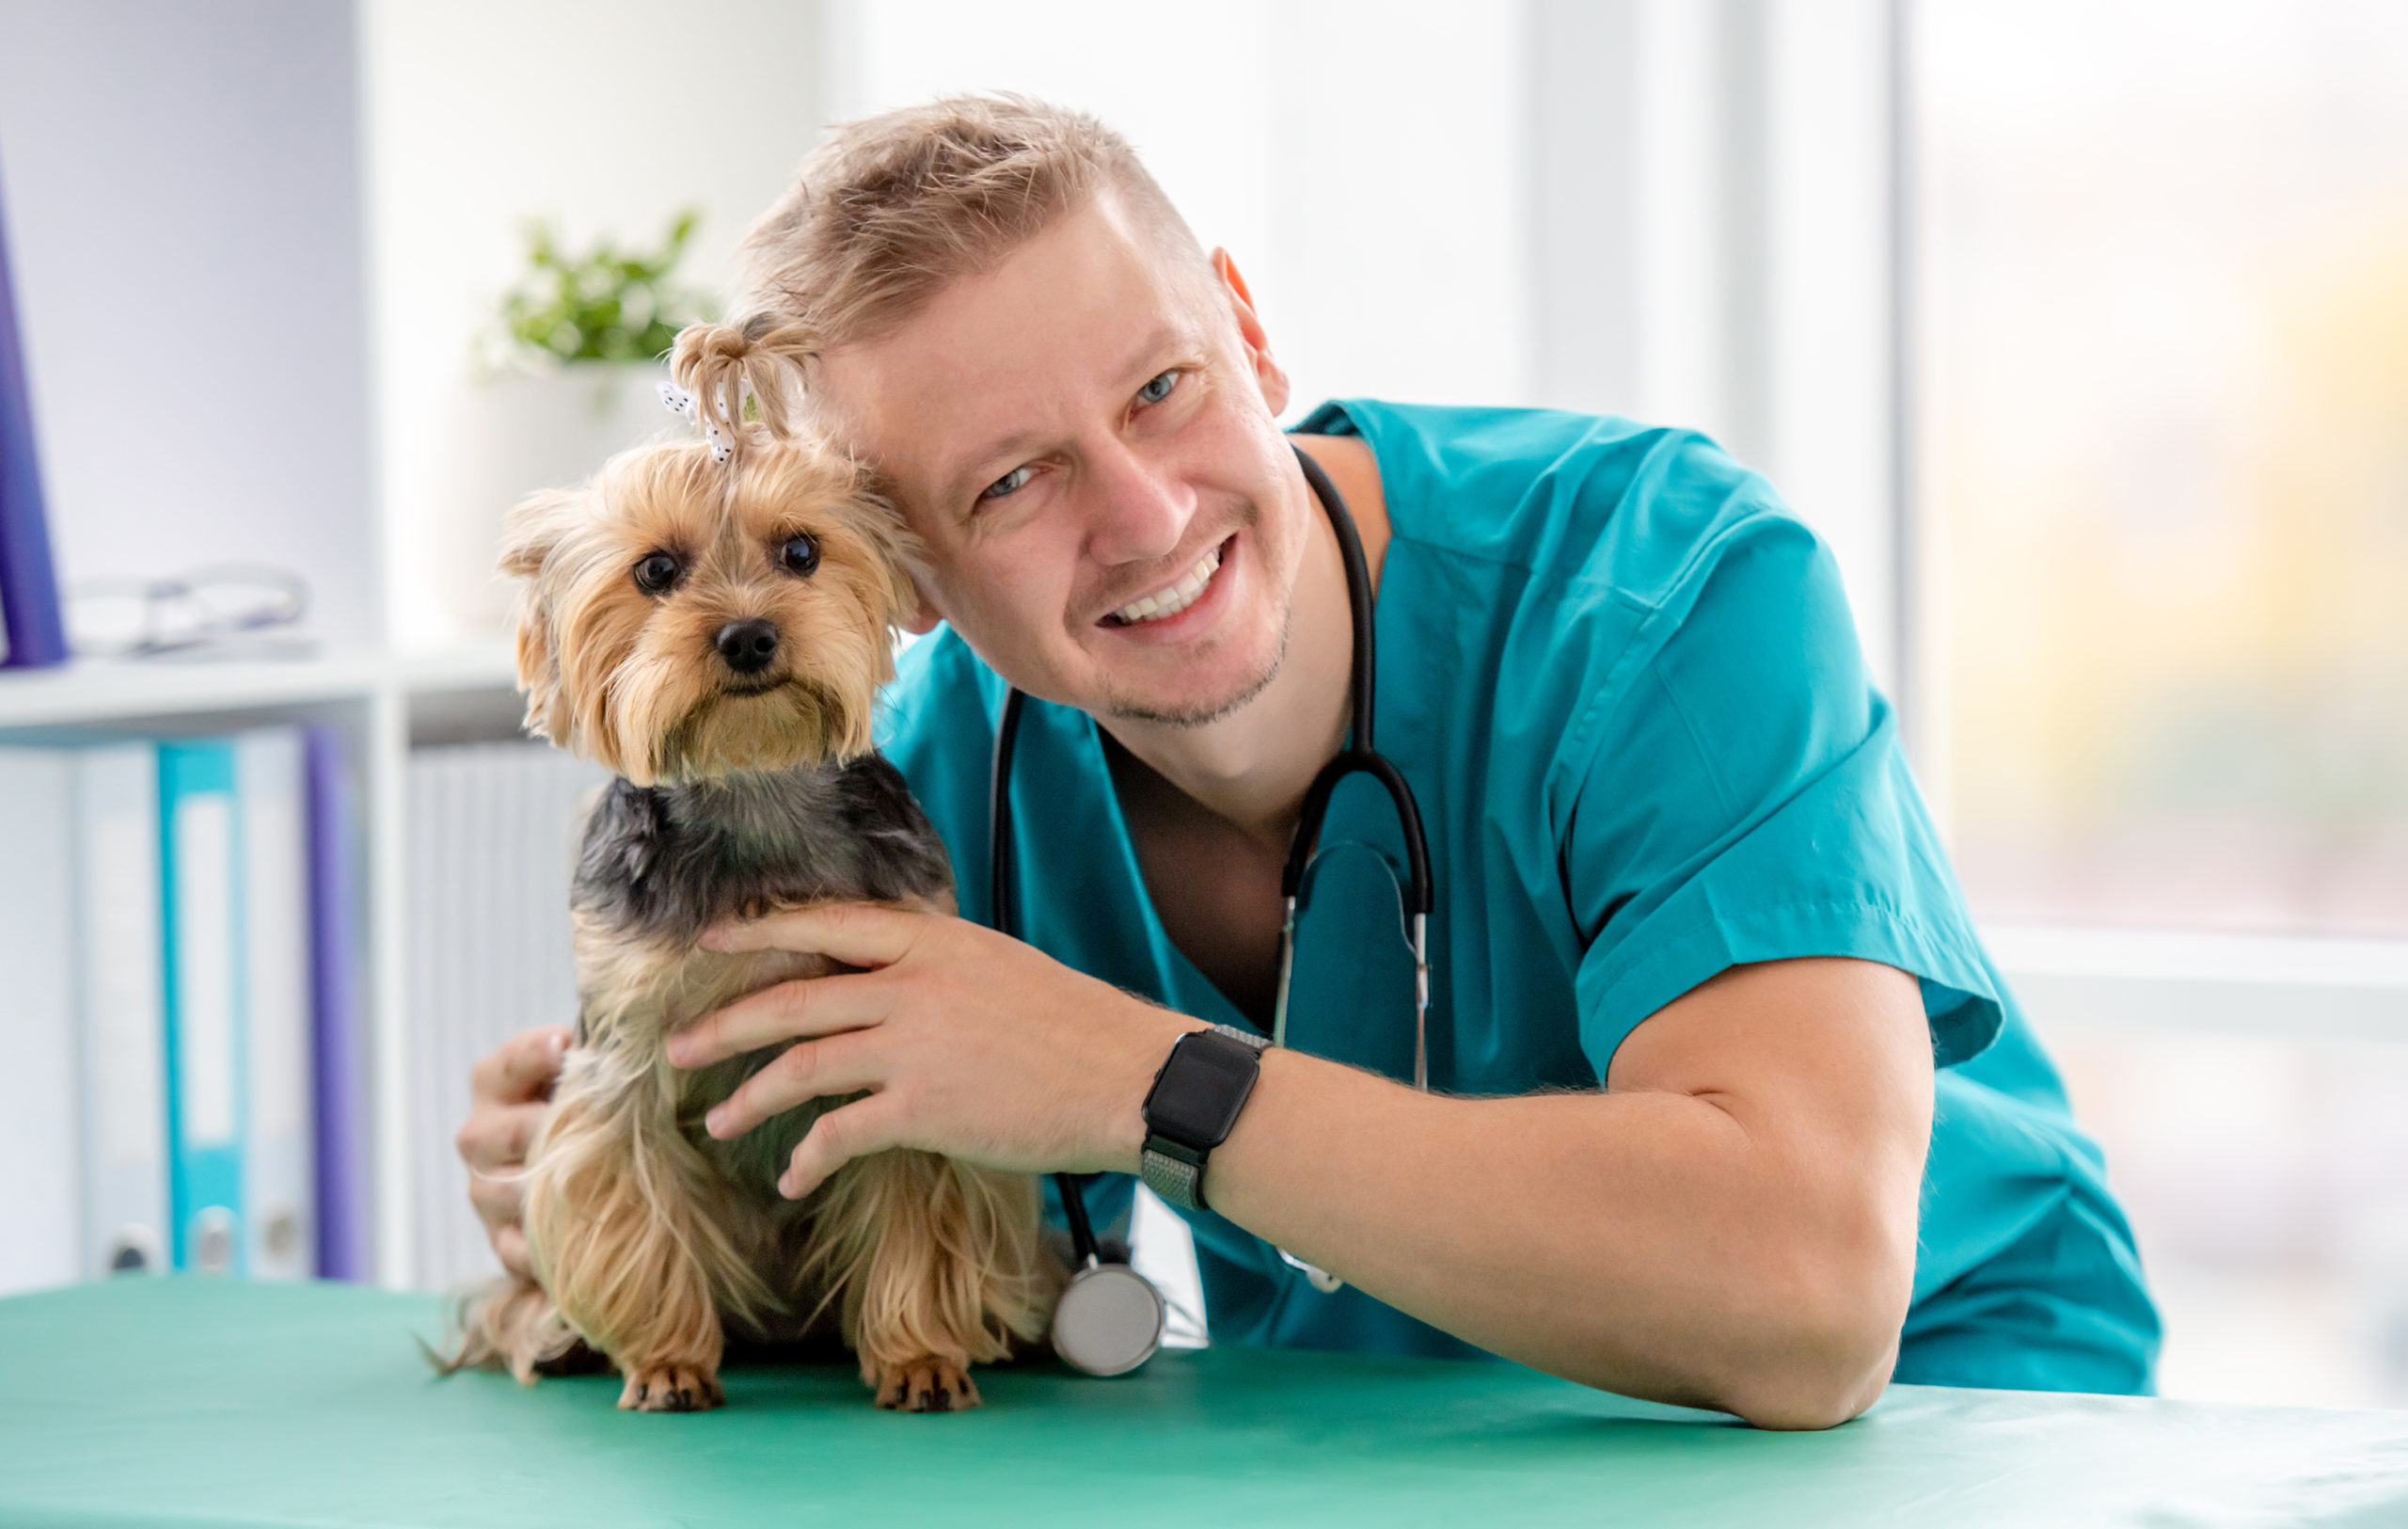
[445,324,1060,1412]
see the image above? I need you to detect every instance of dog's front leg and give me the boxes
[814,1149,1057,1411]
[524,1070,736,1412]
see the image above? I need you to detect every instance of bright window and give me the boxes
[1918,0,2408,938]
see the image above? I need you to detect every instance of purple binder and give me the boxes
[305,726,371,1280]
[0,153,67,670]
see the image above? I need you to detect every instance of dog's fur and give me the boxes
[442,372,1060,1412]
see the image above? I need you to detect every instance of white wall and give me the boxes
[0,0,379,647]
[828,0,1536,425]
[1528,0,1640,418]
[1765,0,1899,699]
[360,0,830,648]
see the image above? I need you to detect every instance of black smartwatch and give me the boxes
[1139,1025,1270,1213]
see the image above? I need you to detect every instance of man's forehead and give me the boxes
[810,199,1221,497]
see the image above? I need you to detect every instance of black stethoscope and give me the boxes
[989,443,1435,1376]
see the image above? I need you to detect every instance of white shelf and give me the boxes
[0,645,519,731]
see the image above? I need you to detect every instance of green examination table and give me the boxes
[6,1280,2405,1527]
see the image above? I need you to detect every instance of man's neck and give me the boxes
[1097,435,1387,855]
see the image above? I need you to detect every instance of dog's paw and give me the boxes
[874,1356,980,1413]
[616,1362,724,1413]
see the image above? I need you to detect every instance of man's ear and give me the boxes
[899,571,943,635]
[1212,248,1290,417]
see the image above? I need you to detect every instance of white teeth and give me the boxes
[1111,545,1223,626]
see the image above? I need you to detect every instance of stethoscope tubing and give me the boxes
[989,442,1436,1290]
[1282,448,1434,917]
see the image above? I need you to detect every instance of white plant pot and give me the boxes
[428,363,672,642]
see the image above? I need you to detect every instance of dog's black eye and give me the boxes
[778,534,821,578]
[633,551,683,596]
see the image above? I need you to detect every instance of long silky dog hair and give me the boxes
[442,323,1059,1412]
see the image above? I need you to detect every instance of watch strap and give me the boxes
[1139,1141,1205,1212]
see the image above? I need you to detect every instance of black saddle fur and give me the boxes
[571,753,956,948]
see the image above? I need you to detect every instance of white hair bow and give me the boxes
[657,379,734,463]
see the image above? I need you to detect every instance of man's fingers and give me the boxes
[461,1033,555,1287]
[490,1222,532,1282]
[668,970,890,1069]
[779,1095,904,1201]
[702,900,930,967]
[705,1029,889,1140]
[469,1027,571,1106]
[468,1165,532,1279]
[467,1165,523,1225]
[457,1102,547,1174]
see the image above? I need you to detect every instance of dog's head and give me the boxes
[499,434,921,786]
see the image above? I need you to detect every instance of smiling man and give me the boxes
[455,95,2160,1427]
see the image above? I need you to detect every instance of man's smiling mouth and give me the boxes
[1103,539,1226,626]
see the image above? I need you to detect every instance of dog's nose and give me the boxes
[714,618,780,675]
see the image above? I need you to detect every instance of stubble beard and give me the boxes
[1101,602,1291,728]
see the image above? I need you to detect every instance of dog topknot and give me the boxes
[668,317,817,448]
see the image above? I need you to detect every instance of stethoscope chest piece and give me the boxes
[1050,1261,1166,1377]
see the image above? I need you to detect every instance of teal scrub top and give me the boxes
[874,399,2162,1395]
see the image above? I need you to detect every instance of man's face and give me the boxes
[813,196,1305,725]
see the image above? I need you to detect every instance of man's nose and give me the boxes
[1082,437,1195,565]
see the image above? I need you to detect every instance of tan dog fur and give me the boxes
[443,333,1061,1411]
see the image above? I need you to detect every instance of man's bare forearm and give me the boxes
[1187,962,1935,1429]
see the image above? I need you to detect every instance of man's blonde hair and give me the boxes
[727,93,1209,364]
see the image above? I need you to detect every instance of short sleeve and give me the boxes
[1561,513,2003,1076]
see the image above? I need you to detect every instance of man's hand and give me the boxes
[670,903,1196,1199]
[455,1026,569,1280]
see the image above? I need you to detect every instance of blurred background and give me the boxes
[0,0,2401,1409]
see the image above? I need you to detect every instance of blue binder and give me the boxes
[0,151,67,670]
[158,742,247,1275]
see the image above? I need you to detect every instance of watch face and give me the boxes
[1145,1032,1261,1148]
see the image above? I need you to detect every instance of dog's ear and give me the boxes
[842,481,930,638]
[499,487,583,745]
[511,597,571,746]
[499,485,579,580]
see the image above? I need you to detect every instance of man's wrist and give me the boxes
[1096,1007,1205,1173]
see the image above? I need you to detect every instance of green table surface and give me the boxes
[5,1280,2407,1527]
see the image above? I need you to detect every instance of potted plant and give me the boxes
[429,210,716,642]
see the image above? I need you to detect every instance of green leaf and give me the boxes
[482,205,717,370]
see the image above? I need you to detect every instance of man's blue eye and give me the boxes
[979,466,1034,502]
[1136,370,1178,406]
